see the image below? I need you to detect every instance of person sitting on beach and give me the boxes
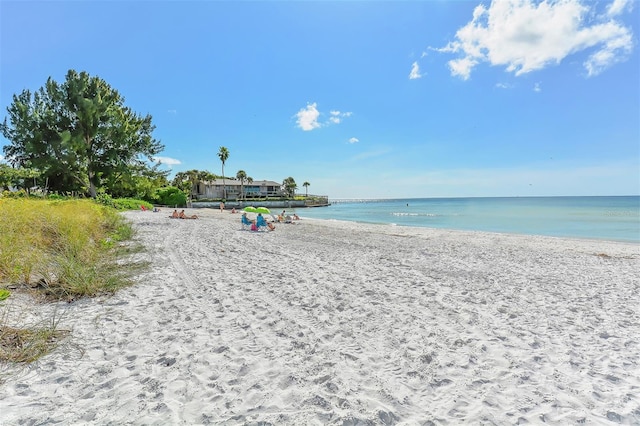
[241,213,252,229]
[256,213,268,229]
[267,222,276,231]
[179,209,198,219]
[293,213,300,220]
[231,208,237,214]
[250,220,258,231]
[170,209,179,219]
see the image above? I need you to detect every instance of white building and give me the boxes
[192,179,284,200]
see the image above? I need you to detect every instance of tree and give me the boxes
[1,69,163,198]
[217,146,229,200]
[236,170,247,200]
[303,181,310,197]
[282,176,297,198]
[0,164,41,193]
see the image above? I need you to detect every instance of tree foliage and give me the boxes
[217,146,229,200]
[1,70,164,198]
[154,186,187,206]
[236,169,247,200]
[0,164,40,192]
[282,176,297,198]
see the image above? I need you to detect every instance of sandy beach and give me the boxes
[1,208,639,425]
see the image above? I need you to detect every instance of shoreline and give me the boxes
[290,195,640,244]
[1,208,639,424]
[302,215,640,245]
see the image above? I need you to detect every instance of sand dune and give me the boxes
[1,208,639,424]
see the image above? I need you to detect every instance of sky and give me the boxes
[1,0,638,199]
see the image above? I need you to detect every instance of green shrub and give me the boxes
[111,198,152,211]
[154,186,187,207]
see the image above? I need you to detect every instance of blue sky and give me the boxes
[1,0,638,199]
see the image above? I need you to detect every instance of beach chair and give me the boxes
[241,215,252,230]
[256,215,268,230]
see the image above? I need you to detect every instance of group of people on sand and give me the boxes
[169,209,198,220]
[277,210,300,223]
[242,212,276,231]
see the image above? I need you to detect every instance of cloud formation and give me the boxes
[153,156,182,166]
[295,104,352,130]
[329,110,353,124]
[436,0,634,79]
[349,137,359,144]
[409,61,423,79]
[296,103,321,131]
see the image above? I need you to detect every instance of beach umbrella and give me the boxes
[256,207,271,214]
[244,206,258,213]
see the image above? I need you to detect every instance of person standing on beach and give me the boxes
[219,201,225,212]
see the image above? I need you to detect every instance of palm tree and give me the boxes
[236,170,247,200]
[217,146,229,200]
[282,176,297,198]
[303,181,310,197]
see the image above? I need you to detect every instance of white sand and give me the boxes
[1,208,639,424]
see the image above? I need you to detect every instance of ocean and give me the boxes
[291,196,640,243]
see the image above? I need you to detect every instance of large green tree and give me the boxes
[172,169,218,197]
[282,176,297,198]
[1,70,163,198]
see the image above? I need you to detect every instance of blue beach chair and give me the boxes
[241,214,252,230]
[257,215,270,231]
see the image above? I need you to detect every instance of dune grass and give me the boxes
[0,198,138,299]
[0,198,144,365]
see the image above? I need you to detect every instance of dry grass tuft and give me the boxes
[0,325,69,363]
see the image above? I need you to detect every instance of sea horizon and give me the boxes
[293,195,640,243]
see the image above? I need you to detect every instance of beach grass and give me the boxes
[0,198,137,299]
[0,309,69,364]
[0,198,143,365]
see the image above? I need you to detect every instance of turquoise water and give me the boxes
[292,196,640,243]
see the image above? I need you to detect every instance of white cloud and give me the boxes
[435,0,634,79]
[348,137,359,144]
[409,61,423,79]
[296,103,321,131]
[295,104,352,129]
[167,109,177,115]
[496,82,513,89]
[154,156,182,166]
[533,82,541,92]
[0,155,4,163]
[328,110,352,125]
[607,0,631,17]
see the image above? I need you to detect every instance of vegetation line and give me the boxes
[0,197,146,367]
